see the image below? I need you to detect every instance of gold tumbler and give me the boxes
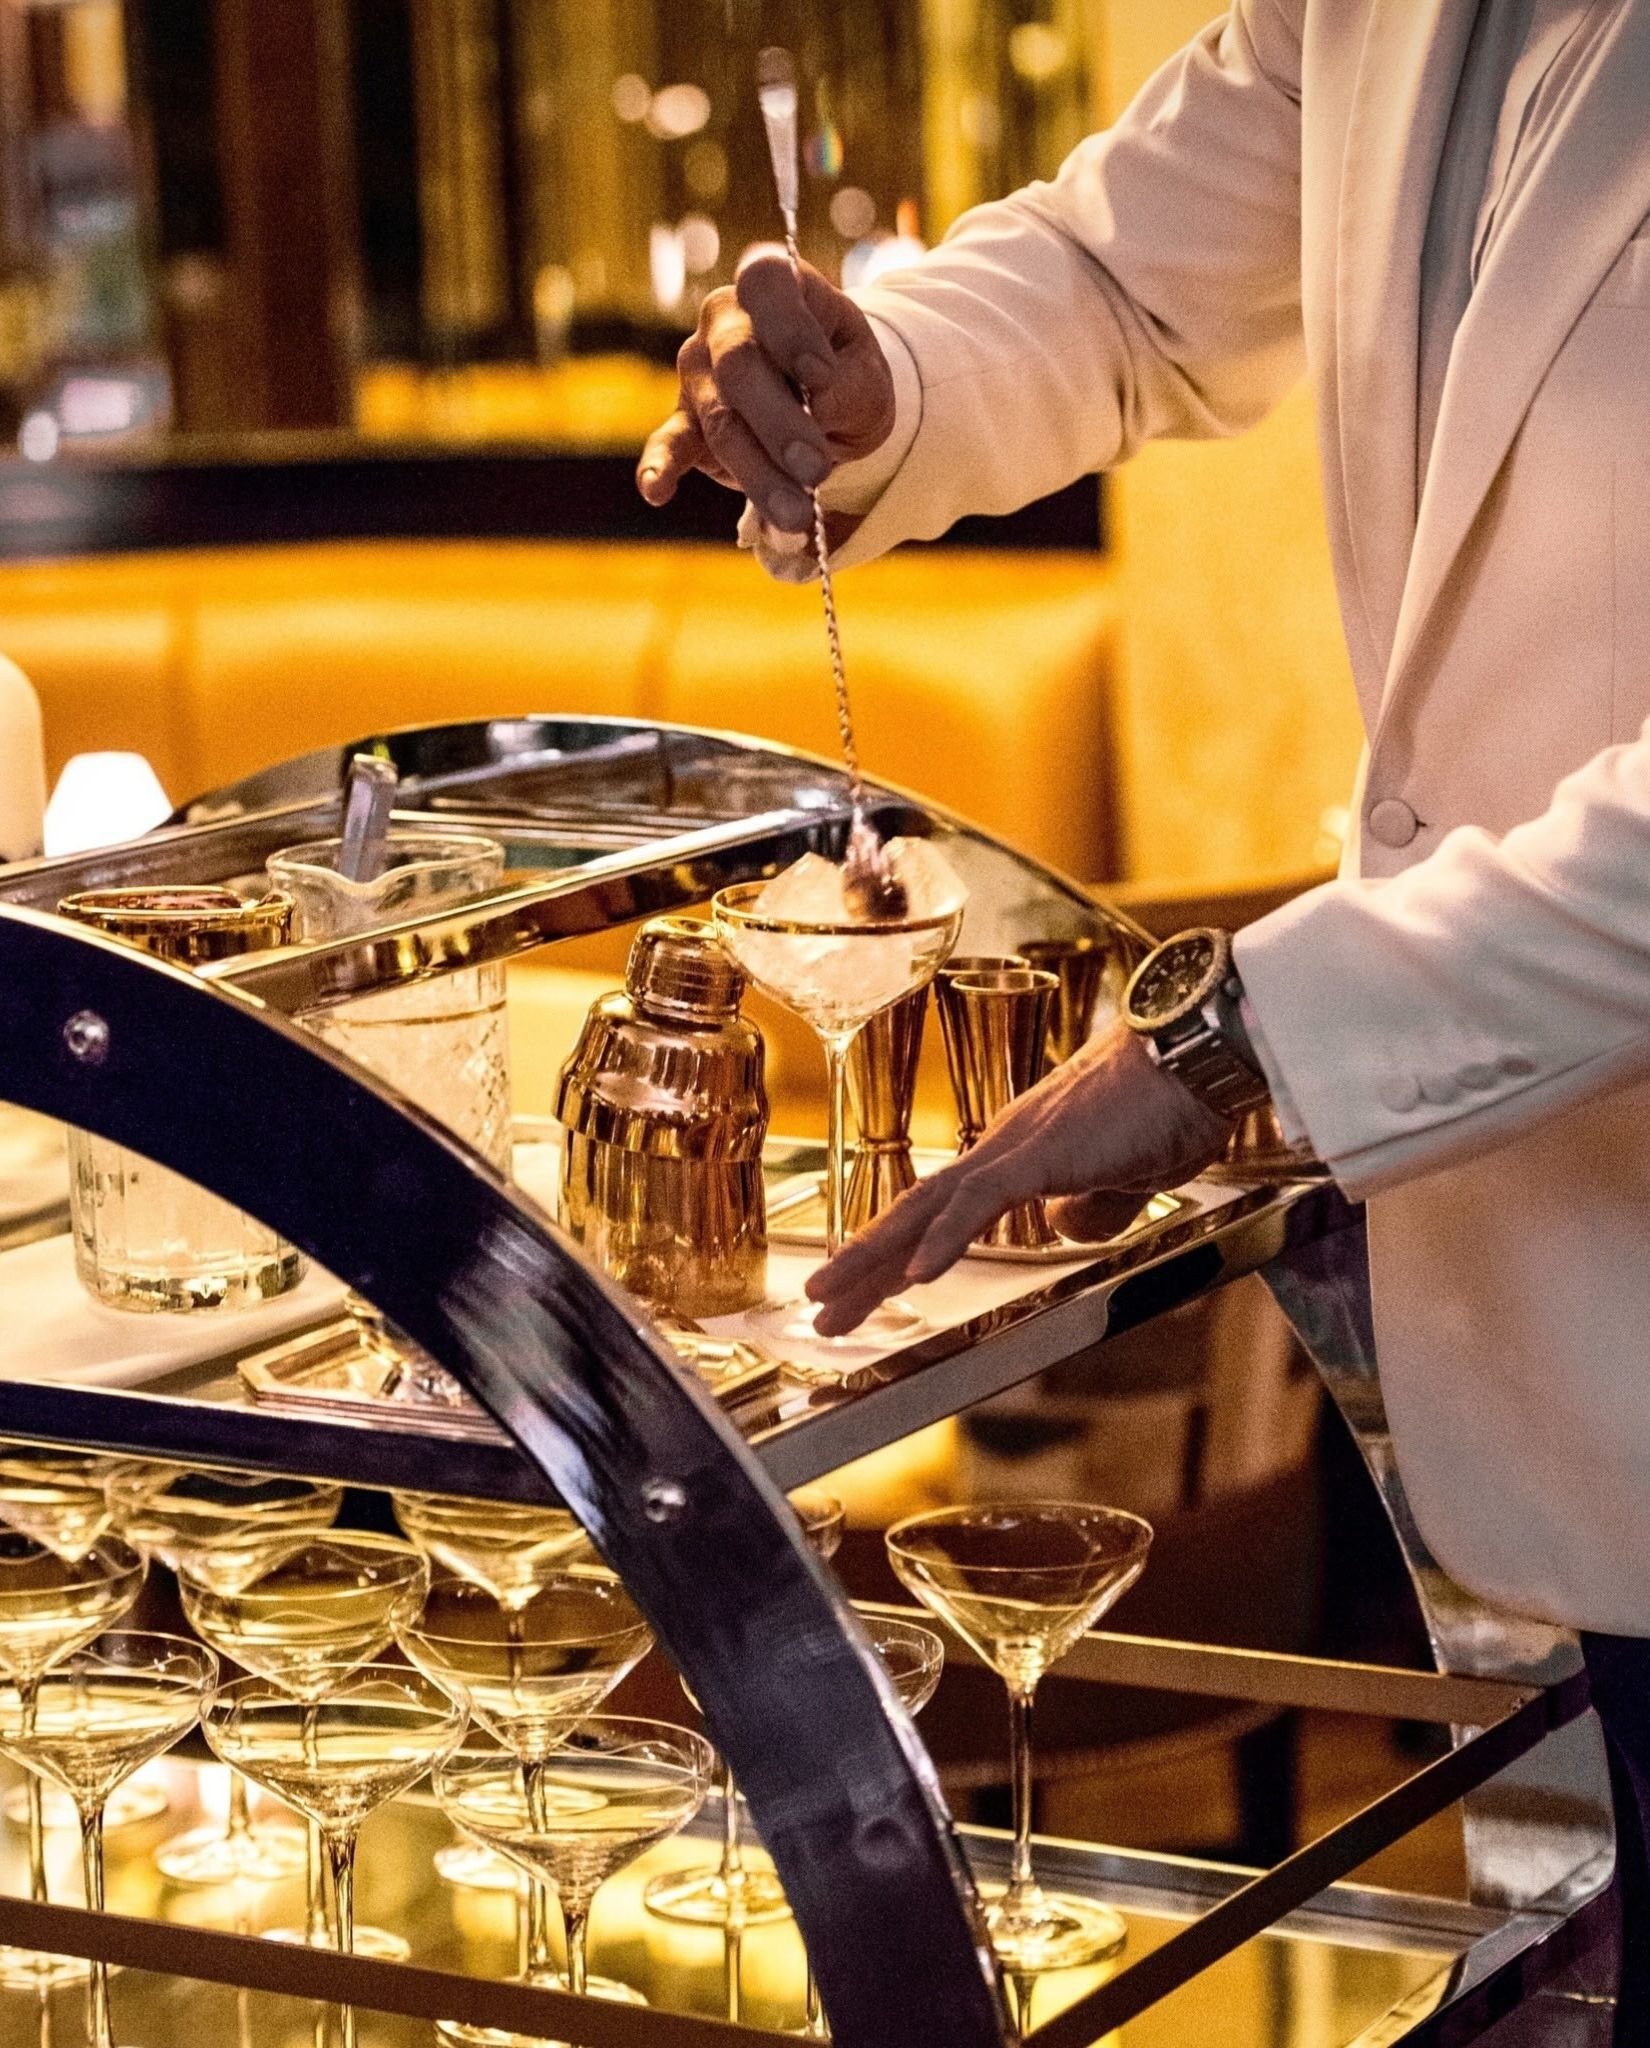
[843,987,929,1234]
[936,965,1061,1251]
[1021,933,1148,1069]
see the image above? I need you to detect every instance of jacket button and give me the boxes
[1457,1061,1499,1091]
[1420,1072,1461,1106]
[1367,798,1420,848]
[1378,1074,1422,1113]
[1498,1052,1537,1077]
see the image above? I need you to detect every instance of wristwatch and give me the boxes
[1121,926,1271,1120]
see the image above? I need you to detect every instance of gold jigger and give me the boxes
[936,966,1062,1250]
[844,987,930,1233]
[1021,933,1148,1068]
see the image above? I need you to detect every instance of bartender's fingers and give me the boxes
[708,312,833,485]
[736,253,896,459]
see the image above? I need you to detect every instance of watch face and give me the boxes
[1131,933,1219,1026]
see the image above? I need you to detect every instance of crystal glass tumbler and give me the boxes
[58,886,304,1313]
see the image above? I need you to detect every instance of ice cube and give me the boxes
[755,852,853,924]
[882,838,967,921]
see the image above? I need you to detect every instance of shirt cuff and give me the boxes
[737,315,922,575]
[1238,993,1311,1149]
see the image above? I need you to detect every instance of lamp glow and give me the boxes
[43,752,171,858]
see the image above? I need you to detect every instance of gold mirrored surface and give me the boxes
[0,1761,1464,2045]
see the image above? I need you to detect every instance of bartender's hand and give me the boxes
[637,252,896,537]
[807,1022,1233,1337]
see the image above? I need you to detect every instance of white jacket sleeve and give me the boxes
[1234,727,1650,1200]
[830,0,1308,570]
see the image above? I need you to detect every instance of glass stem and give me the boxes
[563,1899,590,1999]
[301,1702,329,1946]
[78,1805,112,2048]
[20,1678,46,1909]
[521,1761,556,1981]
[325,1832,359,2048]
[822,1032,856,1259]
[718,1757,744,1889]
[227,1770,252,1845]
[1007,1682,1039,1905]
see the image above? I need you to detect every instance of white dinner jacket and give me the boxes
[832,0,1650,1632]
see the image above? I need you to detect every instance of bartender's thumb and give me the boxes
[638,410,704,505]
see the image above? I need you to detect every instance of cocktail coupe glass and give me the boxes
[0,1532,145,1991]
[176,1529,429,1959]
[104,1460,343,1885]
[887,1502,1153,1974]
[393,1491,597,1897]
[711,882,963,1363]
[267,832,512,1407]
[0,1632,216,2048]
[799,1606,945,2039]
[0,1447,165,1841]
[206,1666,467,2048]
[434,1718,713,2017]
[644,1488,845,1931]
[399,1567,655,2043]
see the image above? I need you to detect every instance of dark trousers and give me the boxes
[1582,1634,1650,2043]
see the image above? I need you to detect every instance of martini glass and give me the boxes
[176,1529,429,1958]
[799,1605,946,2038]
[645,1488,844,1931]
[0,1632,215,2048]
[887,1502,1152,1974]
[400,1567,654,2042]
[435,1718,713,2014]
[206,1666,466,2048]
[712,881,962,1365]
[0,1532,146,1991]
[105,1460,343,1885]
[392,1491,599,1897]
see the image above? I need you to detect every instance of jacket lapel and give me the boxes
[1382,1,1650,712]
[1334,0,1475,682]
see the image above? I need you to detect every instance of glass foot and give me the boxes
[981,1884,1128,1974]
[434,1838,523,1893]
[266,1922,410,1961]
[435,1974,645,2047]
[767,1297,927,1379]
[155,1820,308,1887]
[642,1860,792,1928]
[0,1944,91,1989]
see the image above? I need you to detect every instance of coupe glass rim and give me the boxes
[409,1569,647,1649]
[266,830,504,878]
[712,880,963,940]
[176,1527,427,1591]
[885,1500,1154,1575]
[0,1533,144,1598]
[438,1713,713,1771]
[46,1629,218,1681]
[205,1660,466,1714]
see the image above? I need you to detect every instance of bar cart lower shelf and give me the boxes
[0,1627,1601,2048]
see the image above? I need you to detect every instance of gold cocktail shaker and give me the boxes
[555,917,769,1319]
[936,964,1062,1251]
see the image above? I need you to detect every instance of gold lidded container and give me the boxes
[57,884,306,1312]
[555,916,769,1320]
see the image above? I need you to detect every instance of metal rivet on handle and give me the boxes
[640,1477,689,1525]
[62,1011,111,1066]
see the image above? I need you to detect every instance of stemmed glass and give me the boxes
[400,1566,654,2041]
[177,1529,429,1958]
[645,1488,844,1930]
[0,1532,145,1991]
[798,1606,945,2038]
[105,1460,343,1885]
[393,1489,597,1897]
[887,1502,1152,1974]
[0,1444,115,1559]
[712,881,962,1361]
[206,1665,466,2048]
[0,1632,216,2048]
[435,1718,713,2013]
